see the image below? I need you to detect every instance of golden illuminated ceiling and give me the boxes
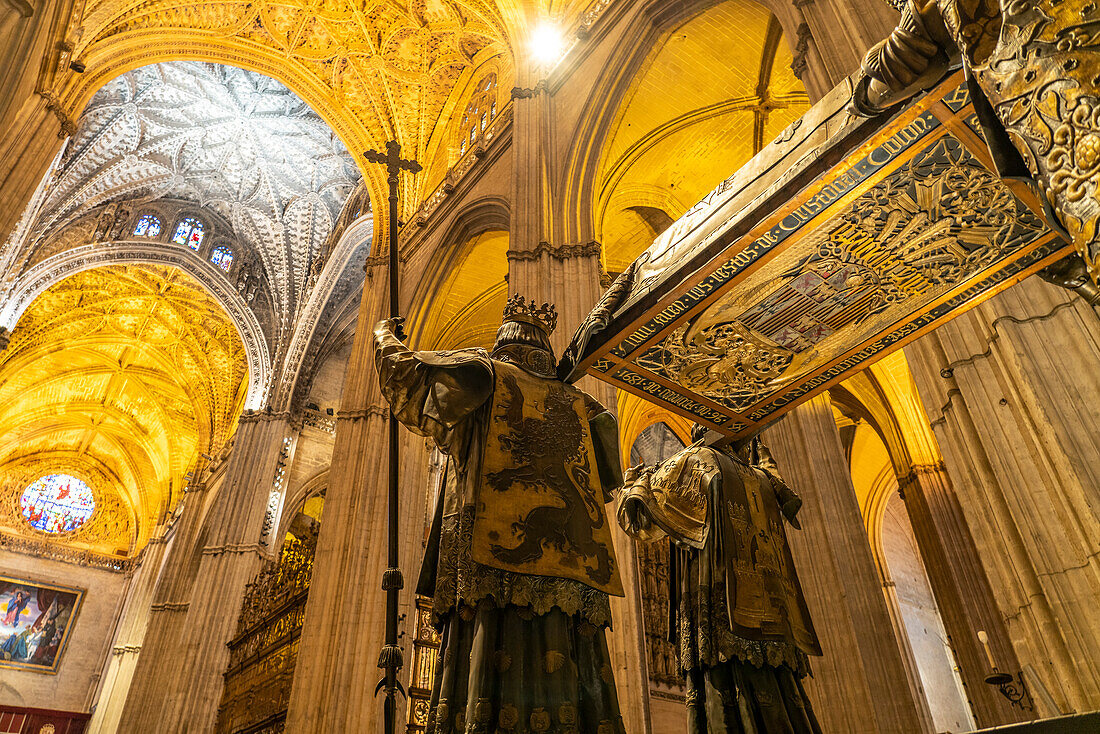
[56,0,519,220]
[597,0,809,272]
[0,264,248,555]
[414,229,510,349]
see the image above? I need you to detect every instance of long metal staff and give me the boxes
[364,140,421,734]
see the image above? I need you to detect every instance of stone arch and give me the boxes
[406,196,511,349]
[418,53,515,192]
[617,390,693,462]
[559,0,809,251]
[40,44,388,249]
[0,242,271,409]
[275,214,374,412]
[277,469,328,543]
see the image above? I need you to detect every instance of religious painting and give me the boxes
[0,575,83,674]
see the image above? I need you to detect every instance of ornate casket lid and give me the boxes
[574,70,1069,438]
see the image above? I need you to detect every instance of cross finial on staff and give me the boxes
[363,140,421,322]
[364,140,422,184]
[362,139,420,734]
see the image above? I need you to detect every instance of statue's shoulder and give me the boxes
[653,441,722,487]
[418,347,492,370]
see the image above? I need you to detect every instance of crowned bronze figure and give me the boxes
[619,427,822,734]
[850,0,1100,280]
[374,295,627,734]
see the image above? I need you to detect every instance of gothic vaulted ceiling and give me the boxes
[0,264,248,556]
[24,61,362,349]
[597,0,810,272]
[56,0,516,220]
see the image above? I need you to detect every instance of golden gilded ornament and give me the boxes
[853,0,1100,281]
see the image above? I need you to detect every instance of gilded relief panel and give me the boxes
[635,135,1047,413]
[573,74,1070,437]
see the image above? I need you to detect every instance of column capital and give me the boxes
[506,240,601,262]
[337,405,389,422]
[239,408,292,424]
[510,81,549,100]
[897,461,948,497]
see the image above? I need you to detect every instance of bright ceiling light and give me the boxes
[530,22,566,66]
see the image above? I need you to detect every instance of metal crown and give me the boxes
[502,294,558,335]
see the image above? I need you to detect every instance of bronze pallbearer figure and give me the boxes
[374,295,627,734]
[619,427,823,734]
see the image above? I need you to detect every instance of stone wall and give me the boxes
[0,550,127,712]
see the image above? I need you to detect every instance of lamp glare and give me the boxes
[530,22,565,66]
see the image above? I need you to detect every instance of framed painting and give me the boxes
[0,575,83,674]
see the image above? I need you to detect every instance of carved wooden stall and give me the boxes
[406,596,442,734]
[569,70,1070,436]
[214,534,316,734]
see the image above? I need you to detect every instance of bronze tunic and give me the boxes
[376,326,627,734]
[376,334,624,625]
[620,440,822,733]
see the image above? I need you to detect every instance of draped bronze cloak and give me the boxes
[619,442,820,672]
[375,327,624,626]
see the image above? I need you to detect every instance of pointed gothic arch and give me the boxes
[0,242,270,409]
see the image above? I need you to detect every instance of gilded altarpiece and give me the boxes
[214,535,316,734]
[406,596,442,734]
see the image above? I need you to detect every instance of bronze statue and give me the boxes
[374,295,626,734]
[850,0,1100,280]
[619,427,822,733]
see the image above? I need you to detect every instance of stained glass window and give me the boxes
[172,217,205,251]
[211,246,233,272]
[20,475,95,534]
[133,214,162,238]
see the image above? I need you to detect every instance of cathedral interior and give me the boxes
[2,0,1100,732]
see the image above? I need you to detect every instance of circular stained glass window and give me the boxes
[20,474,95,534]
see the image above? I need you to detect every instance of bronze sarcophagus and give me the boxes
[570,71,1070,438]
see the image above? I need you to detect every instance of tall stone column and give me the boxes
[509,244,652,734]
[109,480,211,729]
[905,274,1100,714]
[0,0,74,242]
[117,410,292,732]
[791,0,898,100]
[287,261,405,733]
[766,394,932,734]
[898,463,1027,726]
[86,522,174,733]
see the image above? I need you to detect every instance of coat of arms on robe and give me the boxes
[375,294,626,734]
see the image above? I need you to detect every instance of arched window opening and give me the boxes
[211,246,234,272]
[458,73,498,156]
[173,217,205,251]
[20,474,96,534]
[133,214,162,238]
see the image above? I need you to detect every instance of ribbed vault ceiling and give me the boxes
[0,264,248,555]
[55,0,516,221]
[598,0,810,272]
[29,61,362,339]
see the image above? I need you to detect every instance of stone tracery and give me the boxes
[16,62,361,351]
